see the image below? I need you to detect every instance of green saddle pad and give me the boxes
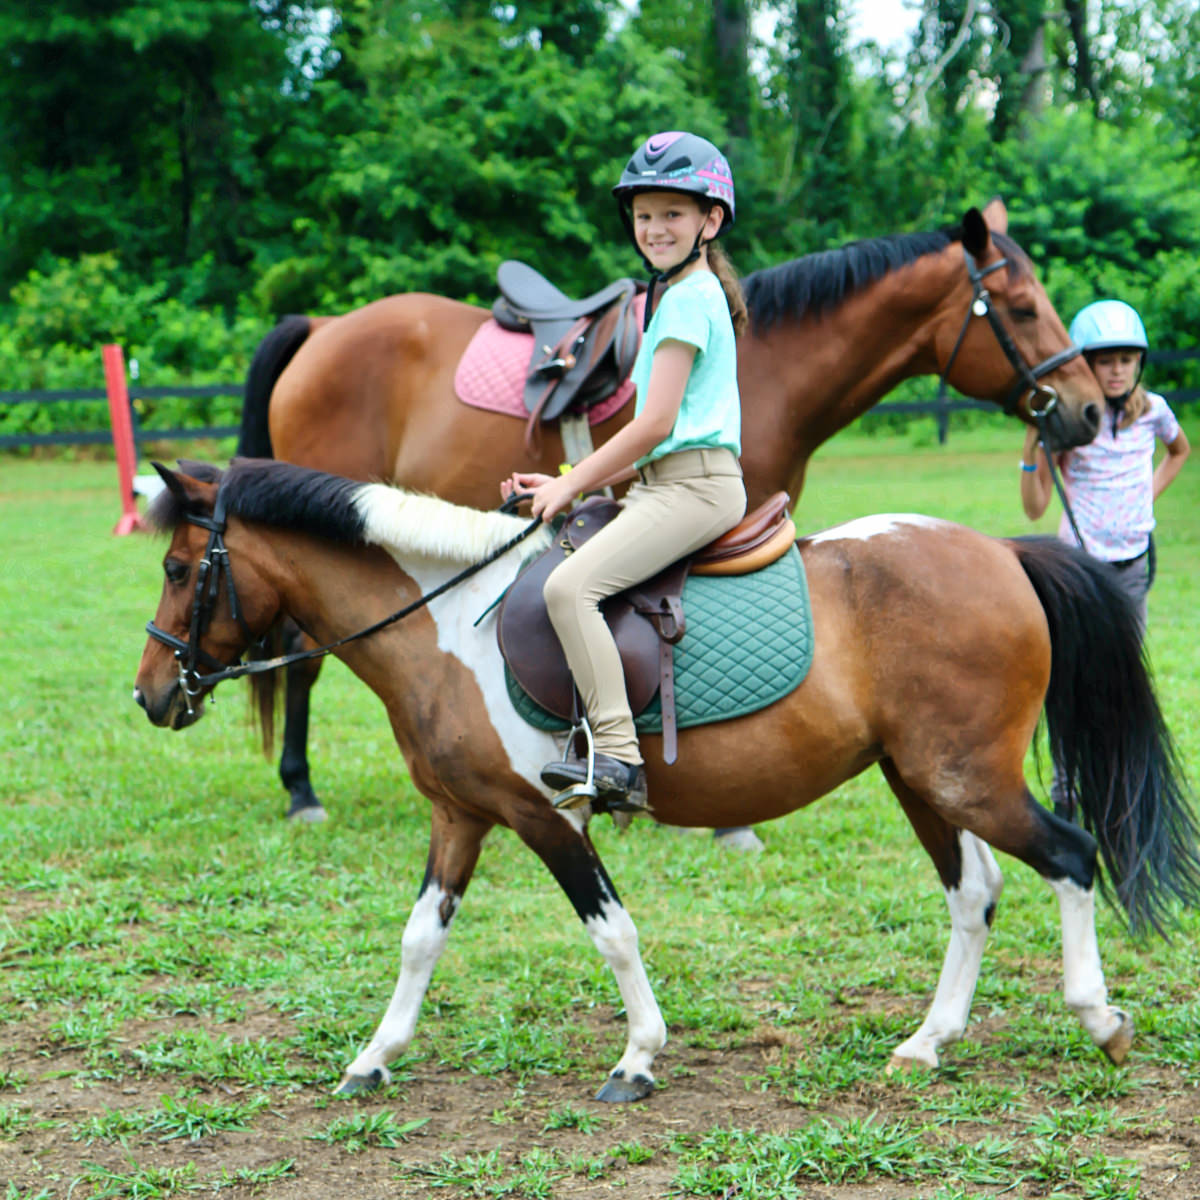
[505,544,813,734]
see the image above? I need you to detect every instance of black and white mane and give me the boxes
[147,459,550,565]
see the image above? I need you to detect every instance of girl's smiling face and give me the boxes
[630,191,722,274]
[1089,349,1142,400]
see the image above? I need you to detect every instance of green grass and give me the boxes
[2,417,1199,1198]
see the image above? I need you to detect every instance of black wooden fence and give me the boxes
[2,352,1198,452]
[0,384,240,450]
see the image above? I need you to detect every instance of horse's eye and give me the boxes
[164,559,189,585]
[1009,307,1037,322]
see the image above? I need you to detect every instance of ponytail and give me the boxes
[707,241,748,337]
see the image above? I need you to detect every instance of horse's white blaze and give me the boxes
[892,833,1003,1068]
[585,897,668,1080]
[344,884,458,1081]
[1050,876,1125,1046]
[807,513,951,545]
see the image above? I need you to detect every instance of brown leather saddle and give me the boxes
[496,491,795,764]
[492,261,645,449]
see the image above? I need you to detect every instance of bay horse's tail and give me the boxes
[1009,535,1200,934]
[237,315,313,753]
[236,315,313,459]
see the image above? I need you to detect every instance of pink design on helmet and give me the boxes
[643,132,687,161]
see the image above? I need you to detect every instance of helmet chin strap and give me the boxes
[641,229,707,330]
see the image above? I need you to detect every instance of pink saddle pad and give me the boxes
[454,295,644,424]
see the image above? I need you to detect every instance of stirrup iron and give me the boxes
[551,718,598,811]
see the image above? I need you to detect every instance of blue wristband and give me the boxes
[1020,461,1037,473]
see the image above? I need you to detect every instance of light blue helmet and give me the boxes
[1068,300,1149,356]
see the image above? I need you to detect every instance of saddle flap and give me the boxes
[522,284,640,423]
[496,532,661,721]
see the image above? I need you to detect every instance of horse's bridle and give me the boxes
[937,247,1089,550]
[937,247,1083,421]
[146,485,260,714]
[145,486,543,712]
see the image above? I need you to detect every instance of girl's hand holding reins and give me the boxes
[500,472,576,523]
[500,472,553,501]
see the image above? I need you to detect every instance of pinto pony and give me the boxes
[237,203,1104,821]
[133,460,1200,1101]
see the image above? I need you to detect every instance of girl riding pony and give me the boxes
[501,131,748,813]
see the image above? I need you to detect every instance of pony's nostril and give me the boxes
[133,687,148,710]
[1083,403,1101,431]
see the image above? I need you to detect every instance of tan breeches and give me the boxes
[543,447,746,763]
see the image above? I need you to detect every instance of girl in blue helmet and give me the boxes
[1020,298,1190,632]
[500,132,748,812]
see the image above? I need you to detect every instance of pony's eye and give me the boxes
[164,559,189,585]
[1009,307,1037,322]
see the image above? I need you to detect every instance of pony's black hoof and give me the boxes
[595,1069,654,1103]
[334,1068,386,1096]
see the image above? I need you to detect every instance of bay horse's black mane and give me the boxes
[743,227,1031,332]
[147,458,367,547]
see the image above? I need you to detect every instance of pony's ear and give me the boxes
[981,196,1008,234]
[152,461,188,501]
[152,461,215,505]
[961,207,991,258]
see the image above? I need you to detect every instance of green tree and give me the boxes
[0,1,335,306]
[255,1,725,313]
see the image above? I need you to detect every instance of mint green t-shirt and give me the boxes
[630,270,741,469]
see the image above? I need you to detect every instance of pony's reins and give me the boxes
[935,247,1088,551]
[146,489,543,711]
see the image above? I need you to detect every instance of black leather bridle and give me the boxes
[936,247,1089,549]
[145,487,543,713]
[935,247,1083,421]
[145,485,257,714]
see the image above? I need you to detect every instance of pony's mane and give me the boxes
[147,459,550,564]
[743,227,1031,331]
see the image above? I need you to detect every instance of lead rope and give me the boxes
[1034,415,1088,554]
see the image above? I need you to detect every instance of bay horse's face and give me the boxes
[133,472,278,731]
[941,202,1102,450]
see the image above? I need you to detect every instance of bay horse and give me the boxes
[236,201,1105,821]
[133,459,1199,1101]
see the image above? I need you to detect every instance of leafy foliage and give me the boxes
[2,0,1200,428]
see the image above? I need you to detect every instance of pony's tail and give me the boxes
[1009,535,1200,935]
[236,315,312,459]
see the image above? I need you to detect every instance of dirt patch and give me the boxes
[3,1010,1197,1199]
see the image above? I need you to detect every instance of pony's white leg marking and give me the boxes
[342,884,458,1084]
[585,897,667,1084]
[891,833,1004,1070]
[1050,876,1129,1051]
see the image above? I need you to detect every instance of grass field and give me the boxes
[2,416,1199,1199]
